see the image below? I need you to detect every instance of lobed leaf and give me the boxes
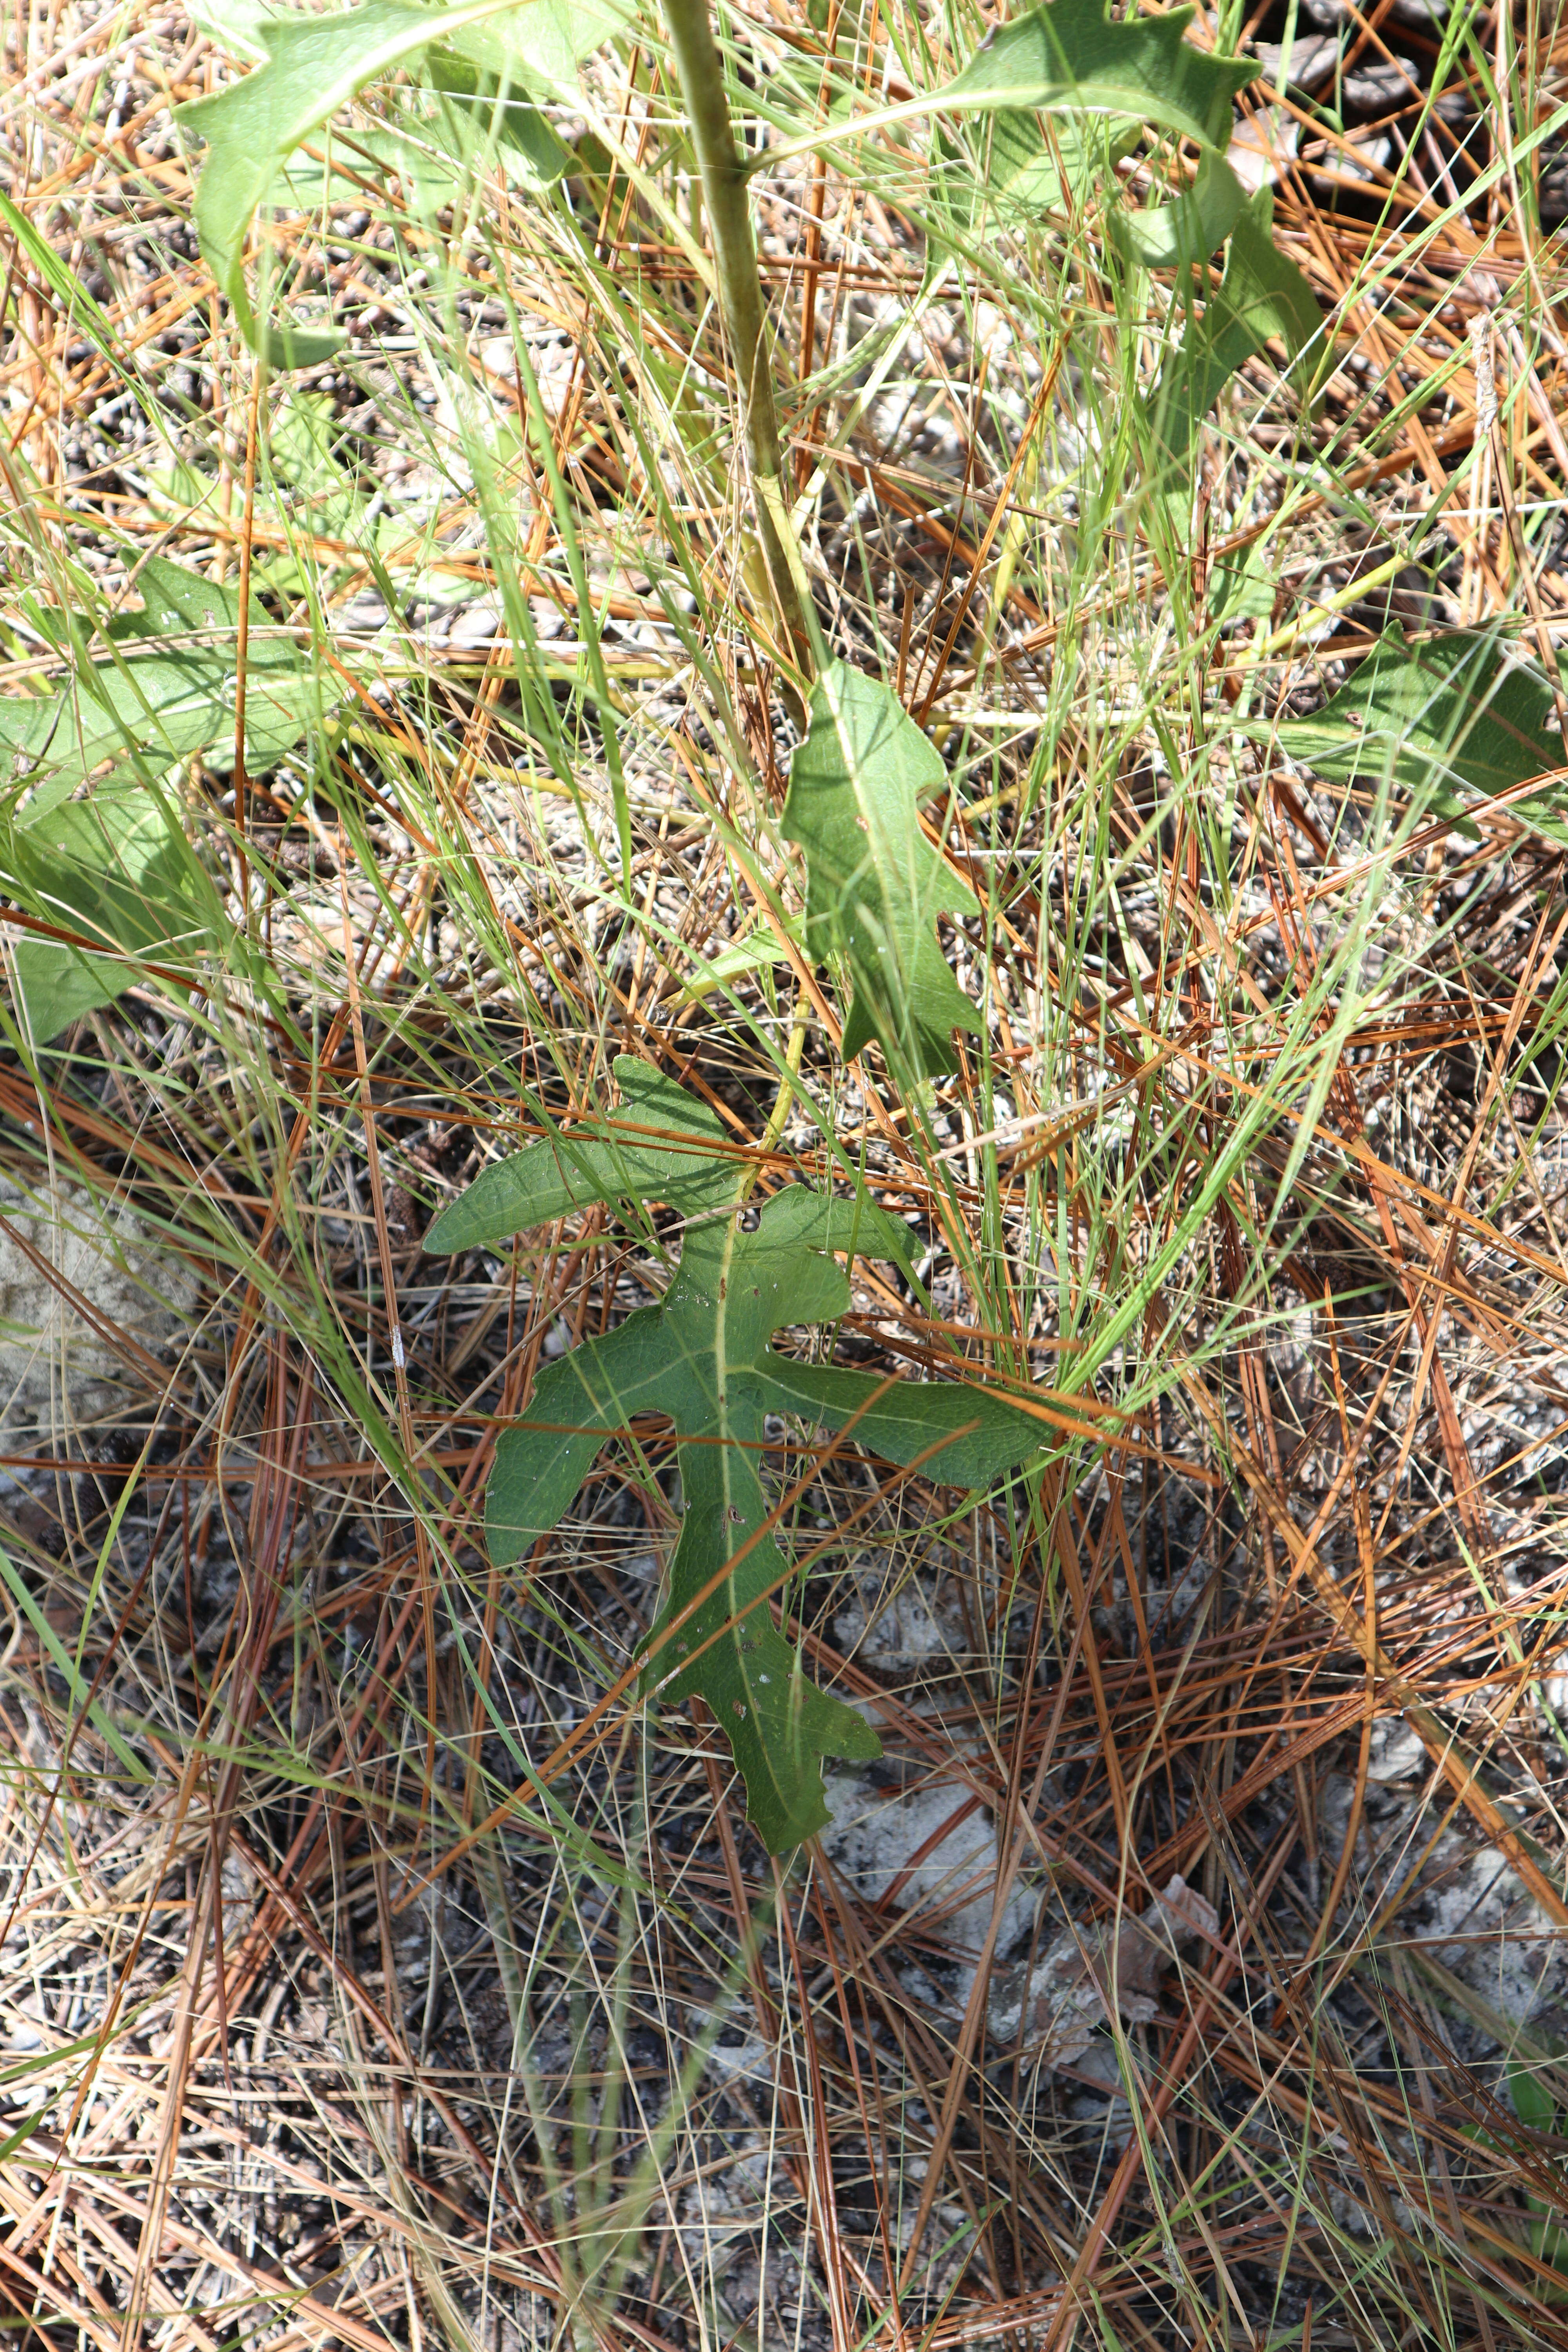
[423,1057,739,1251]
[939,0,1256,156]
[782,662,981,1079]
[429,1061,1049,1847]
[177,0,624,363]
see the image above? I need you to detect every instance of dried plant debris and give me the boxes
[988,1875,1222,2068]
[821,1742,1039,1988]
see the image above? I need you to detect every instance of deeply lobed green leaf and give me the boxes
[782,663,981,1079]
[940,0,1256,155]
[428,1060,1047,1847]
[177,0,626,362]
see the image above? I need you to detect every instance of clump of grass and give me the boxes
[4,0,1568,2347]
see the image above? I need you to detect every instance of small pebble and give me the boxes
[450,601,501,648]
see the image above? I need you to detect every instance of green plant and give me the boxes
[160,0,1568,1860]
[176,0,624,361]
[1455,2056,1568,2295]
[0,556,319,1037]
[147,0,1348,1846]
[425,1057,1050,1845]
[1273,628,1568,841]
[169,0,1327,1080]
[13,0,1568,2336]
[20,0,1561,1860]
[781,662,983,1078]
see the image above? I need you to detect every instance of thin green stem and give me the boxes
[659,0,813,685]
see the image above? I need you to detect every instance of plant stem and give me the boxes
[659,0,813,684]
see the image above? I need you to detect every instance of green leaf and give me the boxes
[0,556,322,799]
[1219,190,1321,381]
[422,1058,740,1250]
[440,0,628,108]
[1112,150,1247,270]
[677,926,794,1004]
[782,663,980,1078]
[1528,2210,1568,2286]
[0,651,227,795]
[1510,2054,1561,2136]
[176,0,626,363]
[484,1306,673,1554]
[6,790,205,950]
[1505,2054,1568,2284]
[768,0,1256,196]
[1,782,221,1042]
[428,1062,1047,1848]
[1274,632,1568,842]
[189,0,269,60]
[423,48,573,185]
[1145,189,1319,494]
[940,0,1256,155]
[642,1408,881,1854]
[6,945,126,1041]
[179,1,484,365]
[923,0,1256,244]
[123,554,258,637]
[758,1355,1048,1490]
[932,111,1136,243]
[0,554,301,1040]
